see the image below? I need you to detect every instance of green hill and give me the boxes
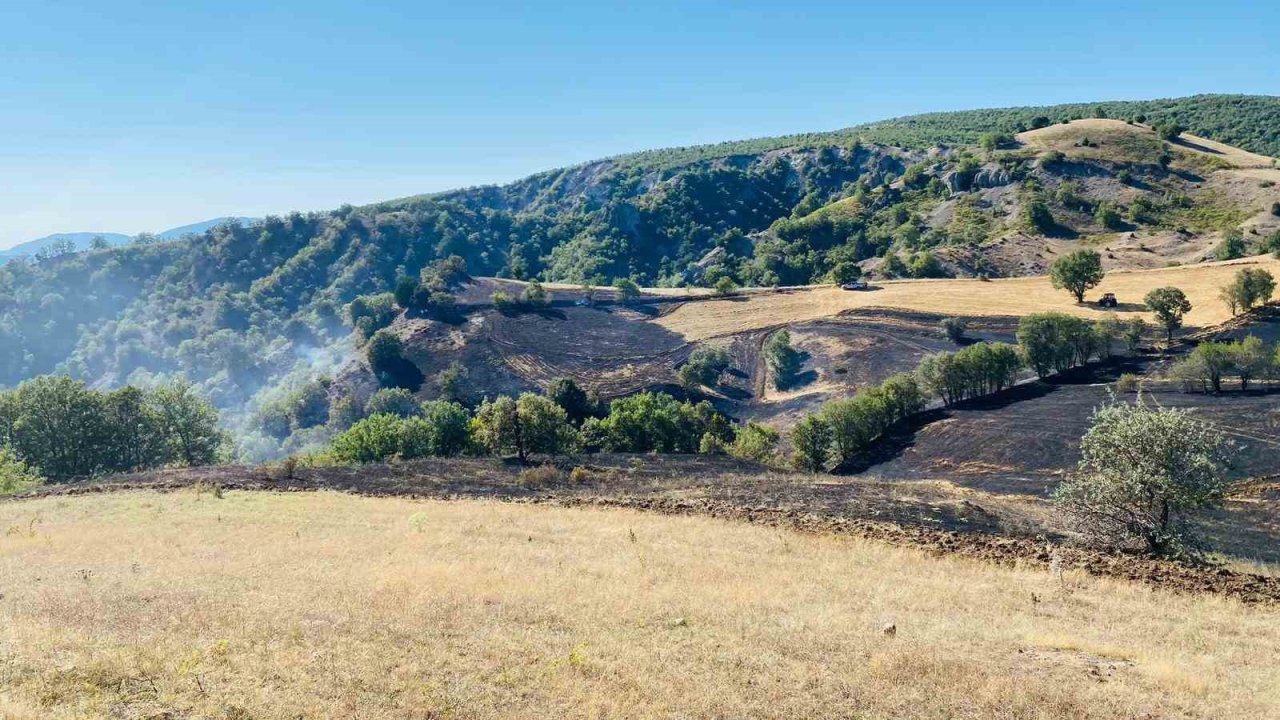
[1,94,1277,457]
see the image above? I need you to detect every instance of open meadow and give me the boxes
[1,490,1278,719]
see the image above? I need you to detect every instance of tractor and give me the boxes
[1097,292,1118,308]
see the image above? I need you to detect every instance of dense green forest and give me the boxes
[1,94,1276,458]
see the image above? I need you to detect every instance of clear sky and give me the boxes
[2,1,1277,248]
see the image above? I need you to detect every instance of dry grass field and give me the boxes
[1,490,1278,719]
[657,255,1280,341]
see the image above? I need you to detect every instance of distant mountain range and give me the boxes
[0,217,258,263]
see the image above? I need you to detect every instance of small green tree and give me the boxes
[1231,335,1271,391]
[331,413,404,463]
[764,330,802,389]
[150,380,227,467]
[0,448,42,496]
[790,415,831,472]
[364,388,422,418]
[1054,403,1229,556]
[713,276,738,296]
[1049,249,1105,303]
[547,377,596,424]
[1144,287,1192,342]
[1094,203,1124,230]
[473,393,572,462]
[939,317,966,343]
[612,277,641,304]
[730,422,780,463]
[678,346,732,389]
[1123,317,1148,354]
[521,281,550,307]
[1220,267,1276,315]
[1215,228,1247,261]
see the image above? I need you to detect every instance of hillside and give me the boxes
[2,490,1276,718]
[0,95,1278,459]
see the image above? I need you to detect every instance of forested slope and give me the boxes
[1,94,1276,458]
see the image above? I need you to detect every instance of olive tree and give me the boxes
[1053,403,1230,556]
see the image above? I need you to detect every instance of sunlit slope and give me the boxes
[656,256,1280,340]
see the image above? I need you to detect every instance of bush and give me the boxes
[612,277,640,303]
[1215,228,1247,261]
[0,448,42,496]
[1054,403,1229,556]
[939,317,966,343]
[596,392,728,454]
[678,346,732,389]
[765,330,802,390]
[713,276,738,296]
[518,465,562,489]
[790,415,831,472]
[1114,373,1140,393]
[400,401,472,457]
[730,422,780,463]
[1094,203,1124,230]
[366,330,424,390]
[330,414,404,463]
[364,388,422,418]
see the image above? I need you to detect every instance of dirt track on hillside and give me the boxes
[13,455,1278,604]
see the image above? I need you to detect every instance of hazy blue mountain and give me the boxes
[1,217,258,263]
[0,232,131,261]
[156,217,258,240]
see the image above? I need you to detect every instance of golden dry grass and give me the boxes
[1,491,1278,719]
[656,255,1280,340]
[1016,119,1277,169]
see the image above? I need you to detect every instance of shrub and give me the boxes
[330,414,404,464]
[596,392,728,454]
[790,415,831,472]
[521,281,550,307]
[1021,200,1055,235]
[765,330,802,390]
[0,448,43,496]
[1094,203,1124,230]
[713,276,738,296]
[730,422,780,464]
[547,377,598,423]
[612,277,641,303]
[399,401,472,458]
[1114,373,1140,393]
[518,465,562,489]
[1123,317,1148,354]
[1215,228,1247,261]
[1054,403,1229,556]
[366,330,423,390]
[939,317,966,343]
[364,388,422,418]
[678,346,732,389]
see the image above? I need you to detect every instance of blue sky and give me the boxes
[1,1,1277,248]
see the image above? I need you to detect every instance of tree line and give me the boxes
[0,376,226,488]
